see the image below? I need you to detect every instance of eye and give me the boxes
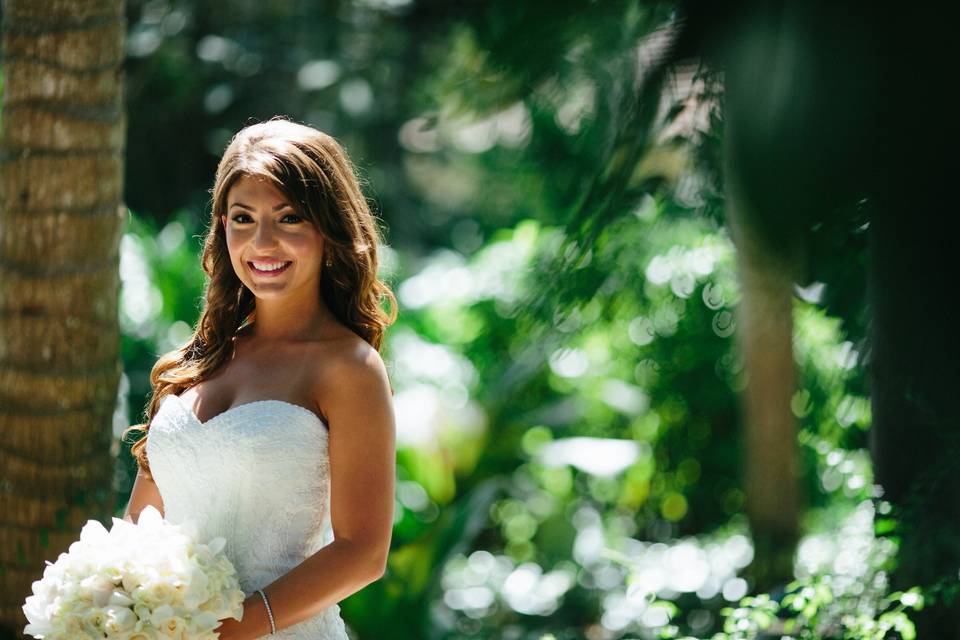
[228,212,302,224]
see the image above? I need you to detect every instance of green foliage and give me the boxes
[651,502,924,640]
[384,205,892,638]
[682,580,923,640]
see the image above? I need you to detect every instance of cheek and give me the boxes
[223,223,252,246]
[286,234,324,260]
[223,231,241,258]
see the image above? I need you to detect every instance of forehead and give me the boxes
[227,174,289,205]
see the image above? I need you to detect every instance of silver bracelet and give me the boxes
[255,588,277,635]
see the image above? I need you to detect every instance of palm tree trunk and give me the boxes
[725,137,802,591]
[0,0,126,634]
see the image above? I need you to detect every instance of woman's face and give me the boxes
[221,174,325,301]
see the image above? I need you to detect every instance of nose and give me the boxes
[252,220,279,249]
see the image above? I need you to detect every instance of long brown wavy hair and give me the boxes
[123,117,398,479]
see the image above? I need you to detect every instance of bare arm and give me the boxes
[215,344,397,640]
[122,467,165,524]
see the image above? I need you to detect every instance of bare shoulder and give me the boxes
[311,332,393,424]
[315,332,389,383]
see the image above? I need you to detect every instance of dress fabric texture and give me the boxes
[145,394,349,639]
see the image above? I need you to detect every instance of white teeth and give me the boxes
[251,261,290,272]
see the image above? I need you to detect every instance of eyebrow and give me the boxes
[228,201,293,211]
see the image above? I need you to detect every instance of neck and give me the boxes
[245,293,333,342]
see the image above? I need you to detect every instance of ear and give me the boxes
[220,214,226,228]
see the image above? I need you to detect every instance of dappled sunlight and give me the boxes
[439,498,901,636]
[439,498,757,636]
[442,551,576,620]
[397,222,542,310]
[388,329,485,455]
[447,102,532,153]
[547,347,590,378]
[119,234,163,339]
[391,327,478,387]
[296,59,341,91]
[644,242,726,293]
[797,500,894,583]
[539,437,642,477]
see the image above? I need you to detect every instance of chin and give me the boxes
[247,287,290,297]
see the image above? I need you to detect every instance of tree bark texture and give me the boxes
[0,0,126,635]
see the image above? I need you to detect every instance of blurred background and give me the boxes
[2,0,957,638]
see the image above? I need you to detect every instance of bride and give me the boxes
[121,118,398,639]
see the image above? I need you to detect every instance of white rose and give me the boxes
[181,567,210,609]
[198,593,226,615]
[188,610,221,634]
[140,580,175,608]
[61,611,86,636]
[103,605,136,636]
[137,505,164,530]
[79,519,110,545]
[122,570,146,593]
[21,598,53,638]
[108,588,135,608]
[81,574,116,608]
[130,602,153,628]
[82,606,109,633]
[157,614,188,638]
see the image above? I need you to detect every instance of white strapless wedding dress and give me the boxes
[145,394,349,639]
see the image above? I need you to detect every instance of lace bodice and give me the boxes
[145,394,348,639]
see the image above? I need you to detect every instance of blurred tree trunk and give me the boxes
[0,0,126,635]
[863,7,960,639]
[867,178,960,639]
[725,153,801,591]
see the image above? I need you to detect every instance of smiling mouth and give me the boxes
[248,261,292,276]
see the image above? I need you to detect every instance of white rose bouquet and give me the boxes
[22,505,245,639]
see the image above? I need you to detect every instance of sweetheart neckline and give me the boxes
[166,393,327,429]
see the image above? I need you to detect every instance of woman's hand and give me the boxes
[212,612,244,640]
[212,593,271,640]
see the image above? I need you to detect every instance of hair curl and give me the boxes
[123,117,398,479]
